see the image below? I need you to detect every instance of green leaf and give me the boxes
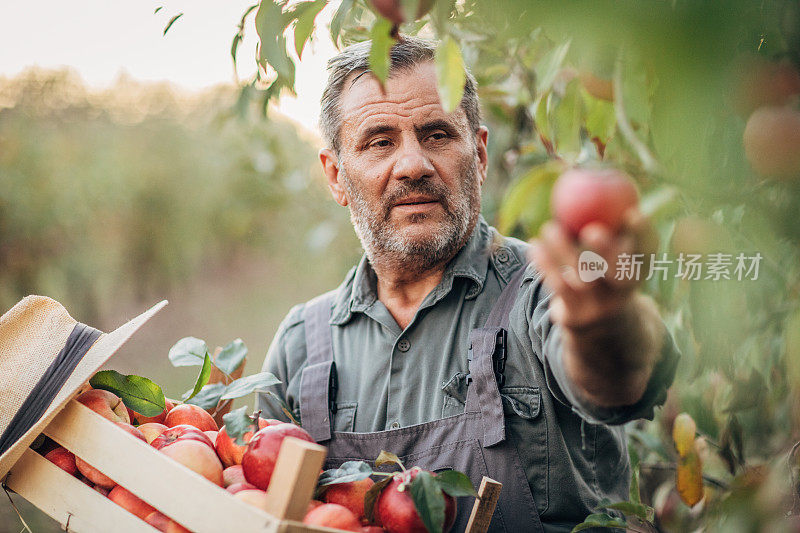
[186,383,227,410]
[214,338,248,375]
[534,40,570,95]
[262,391,301,425]
[410,470,446,533]
[317,461,373,491]
[168,337,209,367]
[369,18,395,86]
[533,92,553,143]
[496,161,562,235]
[435,35,466,113]
[364,476,393,523]
[571,512,627,532]
[435,470,477,497]
[329,0,355,45]
[182,353,212,401]
[375,450,403,468]
[222,406,259,446]
[583,93,616,143]
[628,447,641,505]
[292,0,327,59]
[553,78,583,155]
[599,501,653,522]
[220,372,281,400]
[255,0,296,85]
[89,370,165,418]
[163,13,183,36]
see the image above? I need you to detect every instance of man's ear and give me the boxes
[475,126,489,186]
[319,148,348,207]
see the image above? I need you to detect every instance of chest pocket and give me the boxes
[441,373,542,421]
[333,402,357,432]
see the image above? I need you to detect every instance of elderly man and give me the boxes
[258,36,678,532]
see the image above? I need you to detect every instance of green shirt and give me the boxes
[257,215,679,531]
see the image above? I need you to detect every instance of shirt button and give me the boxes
[390,422,400,429]
[397,338,411,352]
[496,249,510,263]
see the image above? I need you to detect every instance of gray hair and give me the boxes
[319,35,481,152]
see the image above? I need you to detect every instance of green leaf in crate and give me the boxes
[214,338,248,375]
[435,470,477,497]
[222,406,259,446]
[168,337,209,367]
[317,461,373,497]
[435,35,466,113]
[571,512,627,532]
[364,476,393,523]
[369,18,395,86]
[220,372,281,400]
[409,470,446,533]
[375,450,404,469]
[89,370,165,417]
[186,383,227,410]
[182,353,212,401]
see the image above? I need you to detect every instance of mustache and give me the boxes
[383,180,449,217]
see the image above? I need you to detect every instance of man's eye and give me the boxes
[369,139,392,148]
[428,132,449,141]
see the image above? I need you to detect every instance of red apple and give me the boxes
[375,468,456,533]
[204,430,218,444]
[160,439,224,486]
[226,482,259,494]
[361,527,385,533]
[215,418,279,468]
[234,489,270,509]
[93,484,111,497]
[304,503,362,532]
[145,511,191,533]
[308,499,324,513]
[551,167,639,237]
[324,477,375,521]
[130,399,175,426]
[369,0,434,24]
[115,422,146,442]
[151,424,214,450]
[108,486,156,520]
[743,106,800,180]
[76,389,130,424]
[44,447,78,476]
[138,423,169,444]
[165,404,218,432]
[75,458,116,490]
[242,424,314,491]
[223,465,247,487]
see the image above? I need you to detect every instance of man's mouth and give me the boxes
[393,195,440,207]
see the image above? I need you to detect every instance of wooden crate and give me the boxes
[5,400,500,533]
[4,399,335,533]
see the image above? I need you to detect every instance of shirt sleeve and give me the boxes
[256,304,307,423]
[524,268,680,426]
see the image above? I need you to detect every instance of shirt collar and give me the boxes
[330,215,496,326]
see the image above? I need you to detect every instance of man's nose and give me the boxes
[392,138,435,181]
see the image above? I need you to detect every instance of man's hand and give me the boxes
[528,208,666,408]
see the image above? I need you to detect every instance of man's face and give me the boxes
[322,61,488,271]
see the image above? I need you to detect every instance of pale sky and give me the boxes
[0,0,340,134]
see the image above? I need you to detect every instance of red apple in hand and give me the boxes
[241,424,314,491]
[216,418,281,468]
[324,478,375,521]
[76,389,130,424]
[151,425,214,450]
[44,447,78,476]
[375,468,456,533]
[165,404,218,432]
[109,486,156,520]
[160,439,224,486]
[304,503,362,532]
[551,168,639,237]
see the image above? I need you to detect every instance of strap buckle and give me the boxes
[465,330,507,386]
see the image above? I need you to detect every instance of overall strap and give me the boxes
[299,292,337,443]
[467,262,530,447]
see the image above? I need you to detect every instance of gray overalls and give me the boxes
[299,264,545,532]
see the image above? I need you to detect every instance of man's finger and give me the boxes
[529,239,580,302]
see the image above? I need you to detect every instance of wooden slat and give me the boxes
[44,400,280,533]
[5,448,157,533]
[465,476,502,533]
[263,437,327,522]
